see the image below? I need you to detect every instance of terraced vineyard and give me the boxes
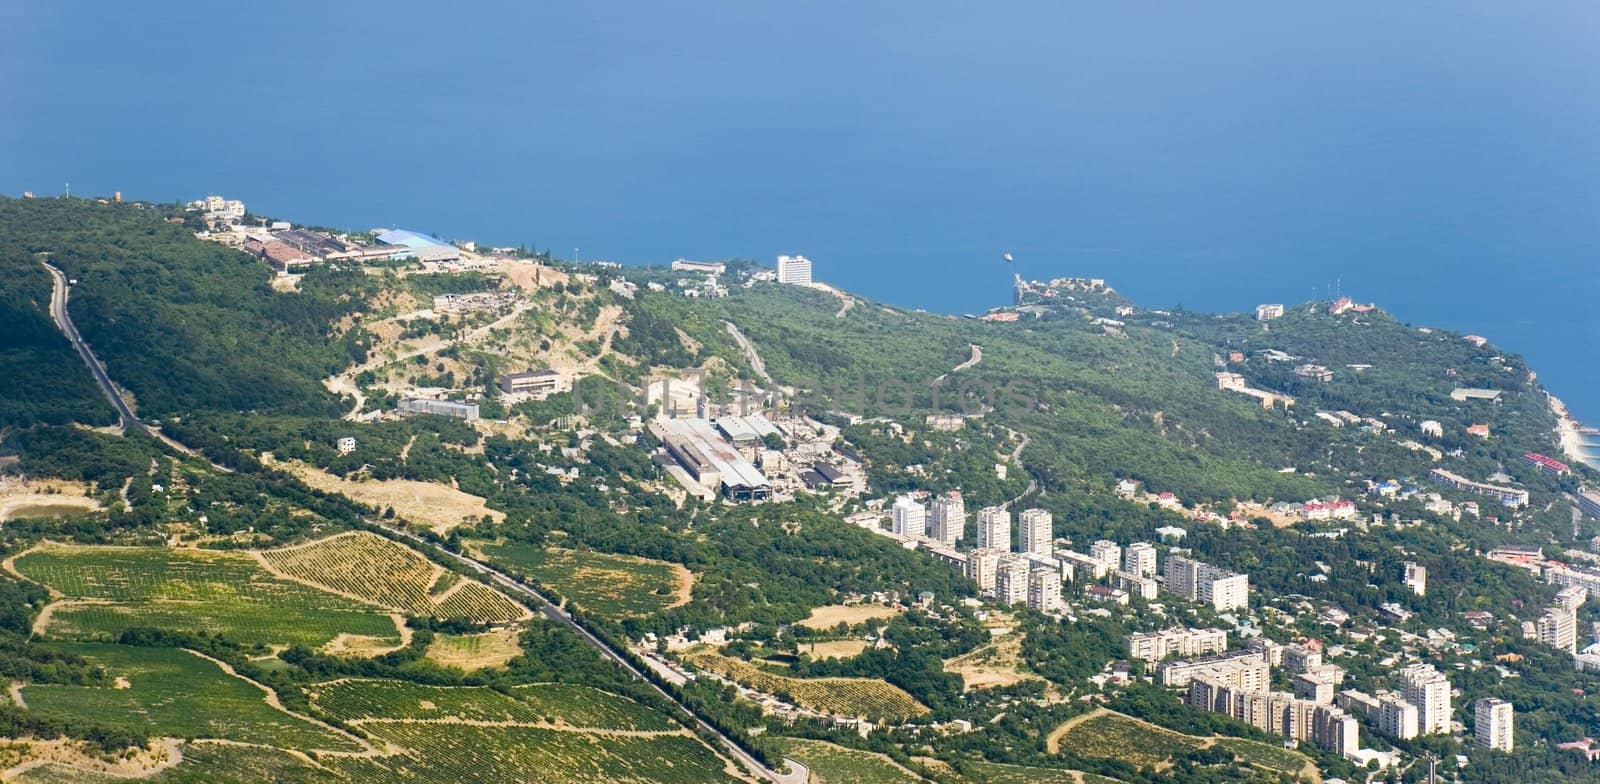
[474,541,692,618]
[686,651,928,720]
[771,738,923,784]
[357,724,740,784]
[312,680,673,730]
[262,532,528,624]
[12,544,401,649]
[1214,738,1316,777]
[24,643,362,752]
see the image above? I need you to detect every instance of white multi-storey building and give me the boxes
[776,254,813,285]
[1376,692,1419,740]
[928,491,966,545]
[1124,542,1157,578]
[966,549,1003,593]
[1202,572,1249,613]
[1403,561,1427,597]
[891,494,926,538]
[1475,698,1513,752]
[1165,555,1249,612]
[1017,509,1053,556]
[1090,540,1122,571]
[1124,627,1228,661]
[1255,303,1285,322]
[994,555,1031,605]
[1540,607,1578,654]
[977,506,1011,552]
[1027,568,1063,613]
[1401,664,1452,736]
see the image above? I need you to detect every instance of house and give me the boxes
[336,437,357,454]
[1295,364,1334,382]
[1467,424,1491,439]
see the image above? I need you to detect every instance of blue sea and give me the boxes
[2,2,1596,421]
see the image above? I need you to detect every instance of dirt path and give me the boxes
[724,321,774,386]
[1045,707,1107,754]
[0,738,184,782]
[182,649,378,756]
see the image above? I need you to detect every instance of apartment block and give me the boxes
[1123,542,1157,578]
[1124,627,1228,662]
[1400,664,1452,736]
[977,506,1011,552]
[1475,698,1513,752]
[1017,509,1053,556]
[928,491,966,545]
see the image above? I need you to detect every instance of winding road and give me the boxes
[1000,426,1037,510]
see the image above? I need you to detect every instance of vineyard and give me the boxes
[1213,738,1316,777]
[353,724,740,784]
[1051,711,1203,769]
[310,679,673,731]
[23,643,362,752]
[473,541,693,619]
[13,544,401,649]
[262,532,528,624]
[771,738,923,784]
[685,652,928,720]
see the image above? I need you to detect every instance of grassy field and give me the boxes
[311,680,673,731]
[473,541,692,618]
[262,532,527,624]
[23,643,361,752]
[799,639,870,660]
[13,544,401,649]
[772,738,923,784]
[283,460,503,534]
[425,628,522,671]
[686,651,927,720]
[797,603,900,631]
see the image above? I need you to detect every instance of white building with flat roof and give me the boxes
[977,506,1011,552]
[1124,542,1157,578]
[777,254,813,285]
[892,495,927,538]
[928,491,966,545]
[1027,568,1063,613]
[1018,509,1053,556]
[994,554,1031,606]
[1475,698,1513,752]
[1400,664,1452,736]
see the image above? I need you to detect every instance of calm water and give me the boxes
[3,3,1596,419]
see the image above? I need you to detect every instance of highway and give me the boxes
[41,261,143,433]
[42,257,800,780]
[41,261,230,471]
[376,525,807,784]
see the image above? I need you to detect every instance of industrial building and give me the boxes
[500,369,563,396]
[655,418,772,502]
[398,398,480,421]
[377,228,461,263]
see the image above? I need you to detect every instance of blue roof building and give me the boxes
[377,229,453,250]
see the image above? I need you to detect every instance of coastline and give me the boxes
[1550,393,1600,471]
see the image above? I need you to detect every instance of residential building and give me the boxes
[1164,555,1249,612]
[1429,468,1529,508]
[1187,678,1360,757]
[670,259,726,275]
[993,555,1031,605]
[1158,650,1269,688]
[1293,667,1345,705]
[1556,585,1589,612]
[1124,627,1227,662]
[1255,303,1285,321]
[966,549,1003,594]
[1400,664,1452,735]
[1475,698,1514,752]
[1375,692,1419,740]
[1027,568,1063,613]
[1523,452,1571,476]
[977,506,1011,552]
[776,254,812,285]
[1124,542,1157,578]
[1017,509,1053,556]
[1403,561,1427,597]
[891,495,927,538]
[1540,607,1578,654]
[1420,420,1444,438]
[1282,645,1323,673]
[1113,570,1158,600]
[928,491,966,546]
[336,437,357,455]
[1090,540,1122,572]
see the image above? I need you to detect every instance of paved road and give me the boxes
[41,261,230,471]
[378,525,806,784]
[1001,426,1037,510]
[41,261,142,432]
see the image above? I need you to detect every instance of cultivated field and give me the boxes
[23,643,362,752]
[797,604,899,631]
[474,541,694,618]
[799,640,870,660]
[425,628,523,671]
[686,652,927,720]
[284,460,503,533]
[11,544,401,649]
[312,680,673,731]
[1047,709,1315,779]
[771,738,922,784]
[262,532,528,624]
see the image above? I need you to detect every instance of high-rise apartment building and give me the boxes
[928,491,966,545]
[891,494,926,538]
[993,555,1031,605]
[776,254,812,285]
[1400,664,1452,736]
[1124,542,1157,578]
[1475,698,1513,752]
[977,506,1011,552]
[1017,509,1053,556]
